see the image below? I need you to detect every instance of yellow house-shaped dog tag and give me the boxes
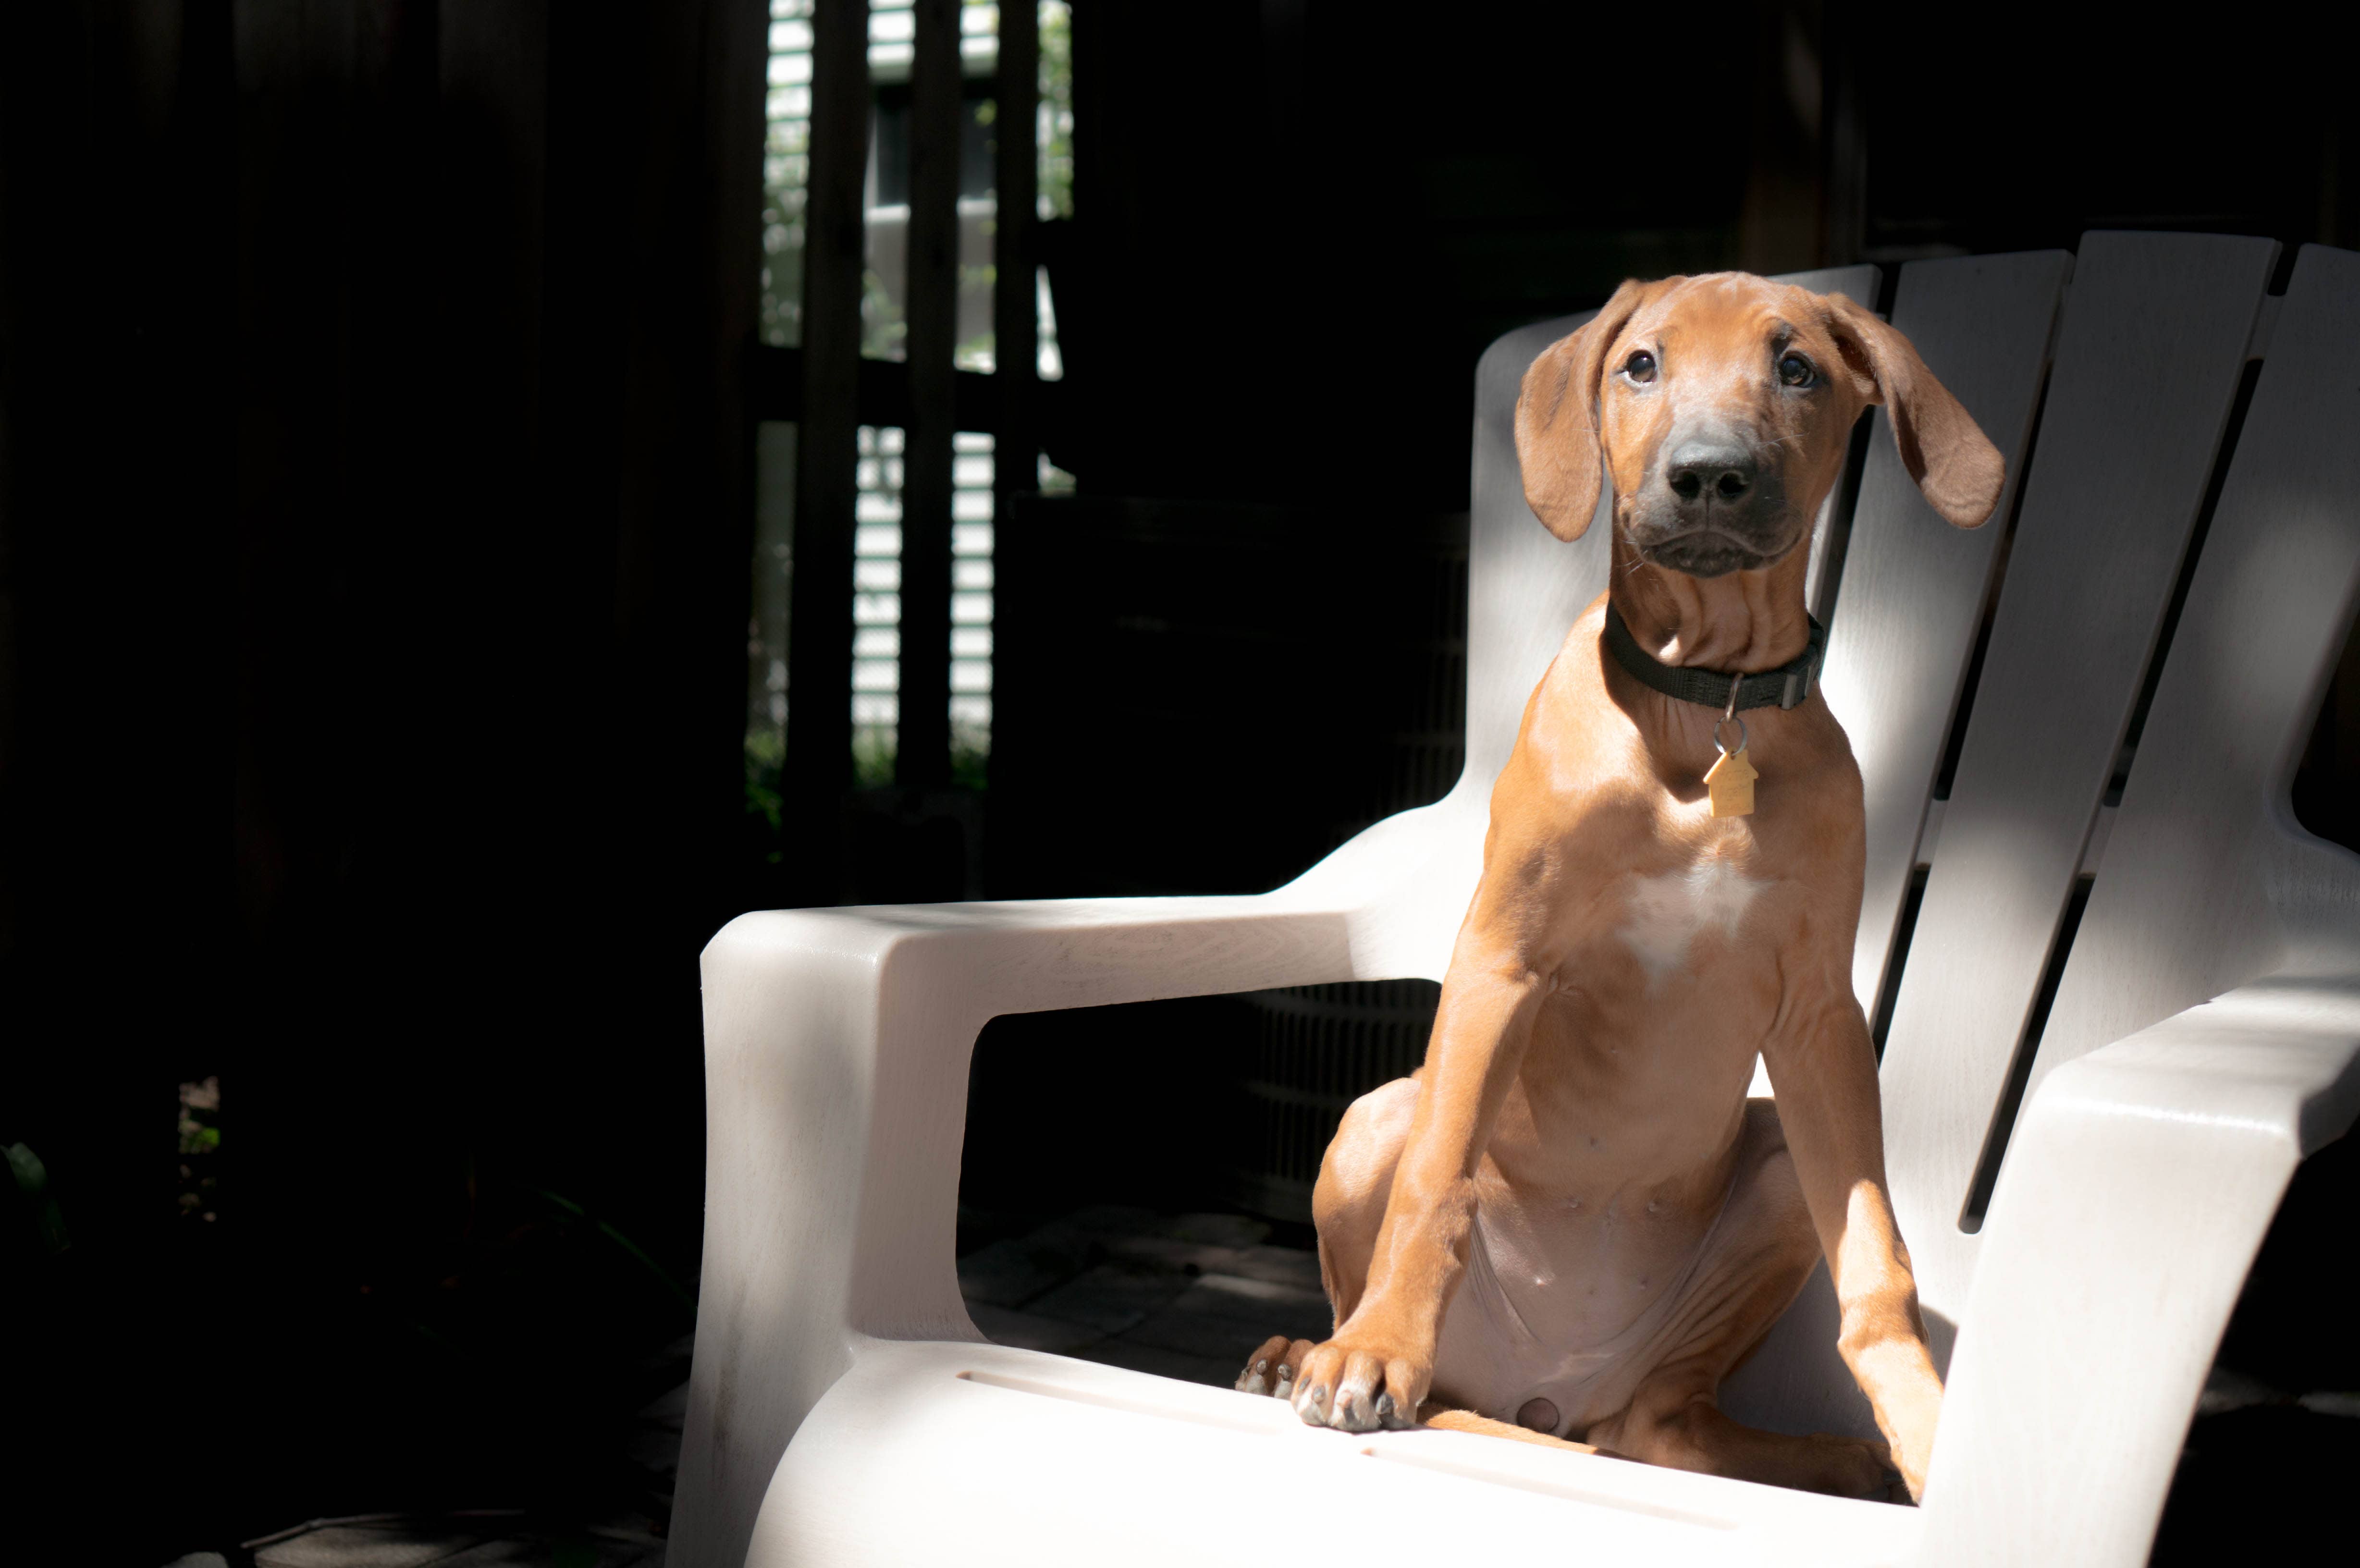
[1705,745,1758,819]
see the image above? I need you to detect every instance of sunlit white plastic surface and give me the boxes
[752,1340,1922,1568]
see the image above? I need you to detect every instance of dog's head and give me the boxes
[1514,273,2004,572]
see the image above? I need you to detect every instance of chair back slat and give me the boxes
[1819,252,2070,1014]
[1462,267,1880,801]
[1878,232,2280,1332]
[1462,315,1610,797]
[1721,254,2063,1442]
[2025,243,2360,1110]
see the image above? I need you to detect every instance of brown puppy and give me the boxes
[1236,273,2001,1502]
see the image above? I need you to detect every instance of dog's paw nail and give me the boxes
[1375,1393,1396,1421]
[1254,1359,1269,1374]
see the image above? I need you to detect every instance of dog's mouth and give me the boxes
[1638,527,1781,579]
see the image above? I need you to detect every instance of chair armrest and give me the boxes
[668,784,1485,1568]
[1914,972,2360,1568]
[669,890,1384,1568]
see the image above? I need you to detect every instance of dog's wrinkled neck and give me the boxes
[1608,532,1813,674]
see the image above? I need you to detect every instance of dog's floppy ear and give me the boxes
[1515,278,1663,542]
[1822,293,2005,528]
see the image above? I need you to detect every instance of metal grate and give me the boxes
[1229,520,1468,1224]
[1235,980,1442,1224]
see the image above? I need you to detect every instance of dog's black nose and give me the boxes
[1666,441,1757,504]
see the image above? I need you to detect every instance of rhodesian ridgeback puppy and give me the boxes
[1236,272,2002,1502]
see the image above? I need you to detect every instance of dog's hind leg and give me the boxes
[1311,1074,1420,1318]
[1586,1360,1899,1500]
[1234,1076,1418,1399]
[1579,1105,1901,1500]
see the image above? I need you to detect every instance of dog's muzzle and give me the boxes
[1630,435,1799,577]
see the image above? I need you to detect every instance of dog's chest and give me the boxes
[1613,858,1767,989]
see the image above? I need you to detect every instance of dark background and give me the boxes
[3,2,2356,1562]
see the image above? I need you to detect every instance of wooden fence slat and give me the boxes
[896,0,961,790]
[994,0,1039,497]
[785,0,871,884]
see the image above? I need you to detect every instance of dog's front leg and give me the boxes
[1292,927,1549,1433]
[1765,978,1945,1499]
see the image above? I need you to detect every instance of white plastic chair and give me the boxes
[666,235,2360,1568]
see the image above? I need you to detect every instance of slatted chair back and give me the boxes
[2021,242,2360,1097]
[1875,233,2285,1331]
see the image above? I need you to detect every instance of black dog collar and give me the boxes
[1603,602,1828,713]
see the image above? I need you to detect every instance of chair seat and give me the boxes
[750,1339,1922,1568]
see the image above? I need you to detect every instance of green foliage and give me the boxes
[178,1076,223,1222]
[852,725,898,789]
[7,1141,71,1256]
[745,728,786,828]
[1039,2,1075,220]
[746,729,786,864]
[951,738,990,792]
[184,1124,221,1154]
[533,1189,696,1319]
[860,266,907,360]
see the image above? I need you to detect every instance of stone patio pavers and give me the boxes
[956,1207,1330,1387]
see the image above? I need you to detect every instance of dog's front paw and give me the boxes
[1233,1335,1317,1399]
[1289,1324,1433,1433]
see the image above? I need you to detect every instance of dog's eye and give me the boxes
[1623,350,1657,383]
[1778,352,1816,387]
